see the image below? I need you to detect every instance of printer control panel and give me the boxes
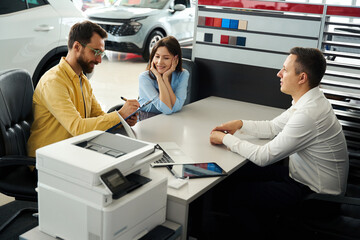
[100,169,151,199]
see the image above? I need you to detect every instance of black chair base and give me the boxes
[0,200,38,240]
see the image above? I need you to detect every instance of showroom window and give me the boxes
[175,0,191,8]
[28,0,48,9]
[0,0,48,15]
[0,0,27,14]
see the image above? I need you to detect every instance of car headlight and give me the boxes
[100,21,142,37]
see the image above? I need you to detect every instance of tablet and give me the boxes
[124,99,153,121]
[106,99,153,133]
[124,107,141,121]
[166,162,227,179]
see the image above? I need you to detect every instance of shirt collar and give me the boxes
[59,57,86,82]
[291,87,322,110]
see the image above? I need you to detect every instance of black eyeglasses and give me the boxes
[80,42,106,58]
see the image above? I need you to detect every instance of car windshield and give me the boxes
[114,0,169,9]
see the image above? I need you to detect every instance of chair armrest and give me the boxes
[107,104,124,113]
[306,192,360,206]
[0,156,36,167]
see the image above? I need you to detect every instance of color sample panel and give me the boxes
[237,37,246,46]
[230,19,239,29]
[196,32,205,41]
[220,35,229,44]
[221,19,230,28]
[238,20,248,30]
[200,17,248,30]
[214,18,222,27]
[204,33,213,42]
[205,17,214,26]
[229,36,237,45]
[198,16,206,26]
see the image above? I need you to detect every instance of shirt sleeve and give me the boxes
[40,79,120,136]
[240,109,290,139]
[170,70,189,113]
[223,109,317,166]
[138,72,164,112]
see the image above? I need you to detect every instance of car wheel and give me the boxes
[142,30,164,61]
[33,58,61,87]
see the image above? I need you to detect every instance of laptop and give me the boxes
[151,142,194,167]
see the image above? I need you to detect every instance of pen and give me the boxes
[121,96,128,101]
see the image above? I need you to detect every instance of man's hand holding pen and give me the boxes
[118,97,140,126]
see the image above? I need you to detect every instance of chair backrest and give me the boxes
[0,69,34,156]
[182,58,198,105]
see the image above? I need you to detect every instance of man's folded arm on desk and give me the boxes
[223,110,315,167]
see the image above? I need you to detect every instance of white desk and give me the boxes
[132,96,285,239]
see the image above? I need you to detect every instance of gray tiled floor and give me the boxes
[0,51,147,206]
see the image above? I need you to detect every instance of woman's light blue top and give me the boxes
[138,69,189,115]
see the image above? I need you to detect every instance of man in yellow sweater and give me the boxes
[27,21,139,157]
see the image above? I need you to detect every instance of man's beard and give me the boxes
[77,54,95,74]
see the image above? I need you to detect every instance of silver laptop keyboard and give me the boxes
[154,144,175,164]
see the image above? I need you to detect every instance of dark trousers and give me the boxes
[227,161,314,239]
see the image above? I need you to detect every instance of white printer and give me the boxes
[36,130,167,240]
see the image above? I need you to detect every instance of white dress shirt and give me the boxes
[223,87,349,195]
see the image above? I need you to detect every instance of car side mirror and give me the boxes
[174,4,186,11]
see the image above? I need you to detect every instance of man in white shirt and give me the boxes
[209,47,349,239]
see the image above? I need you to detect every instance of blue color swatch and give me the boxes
[221,18,230,28]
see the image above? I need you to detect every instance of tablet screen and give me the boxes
[167,162,227,179]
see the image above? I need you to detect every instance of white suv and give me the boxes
[0,0,85,87]
[85,0,195,60]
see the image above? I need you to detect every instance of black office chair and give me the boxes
[293,151,360,240]
[182,58,198,105]
[107,103,124,113]
[277,163,360,240]
[0,69,37,202]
